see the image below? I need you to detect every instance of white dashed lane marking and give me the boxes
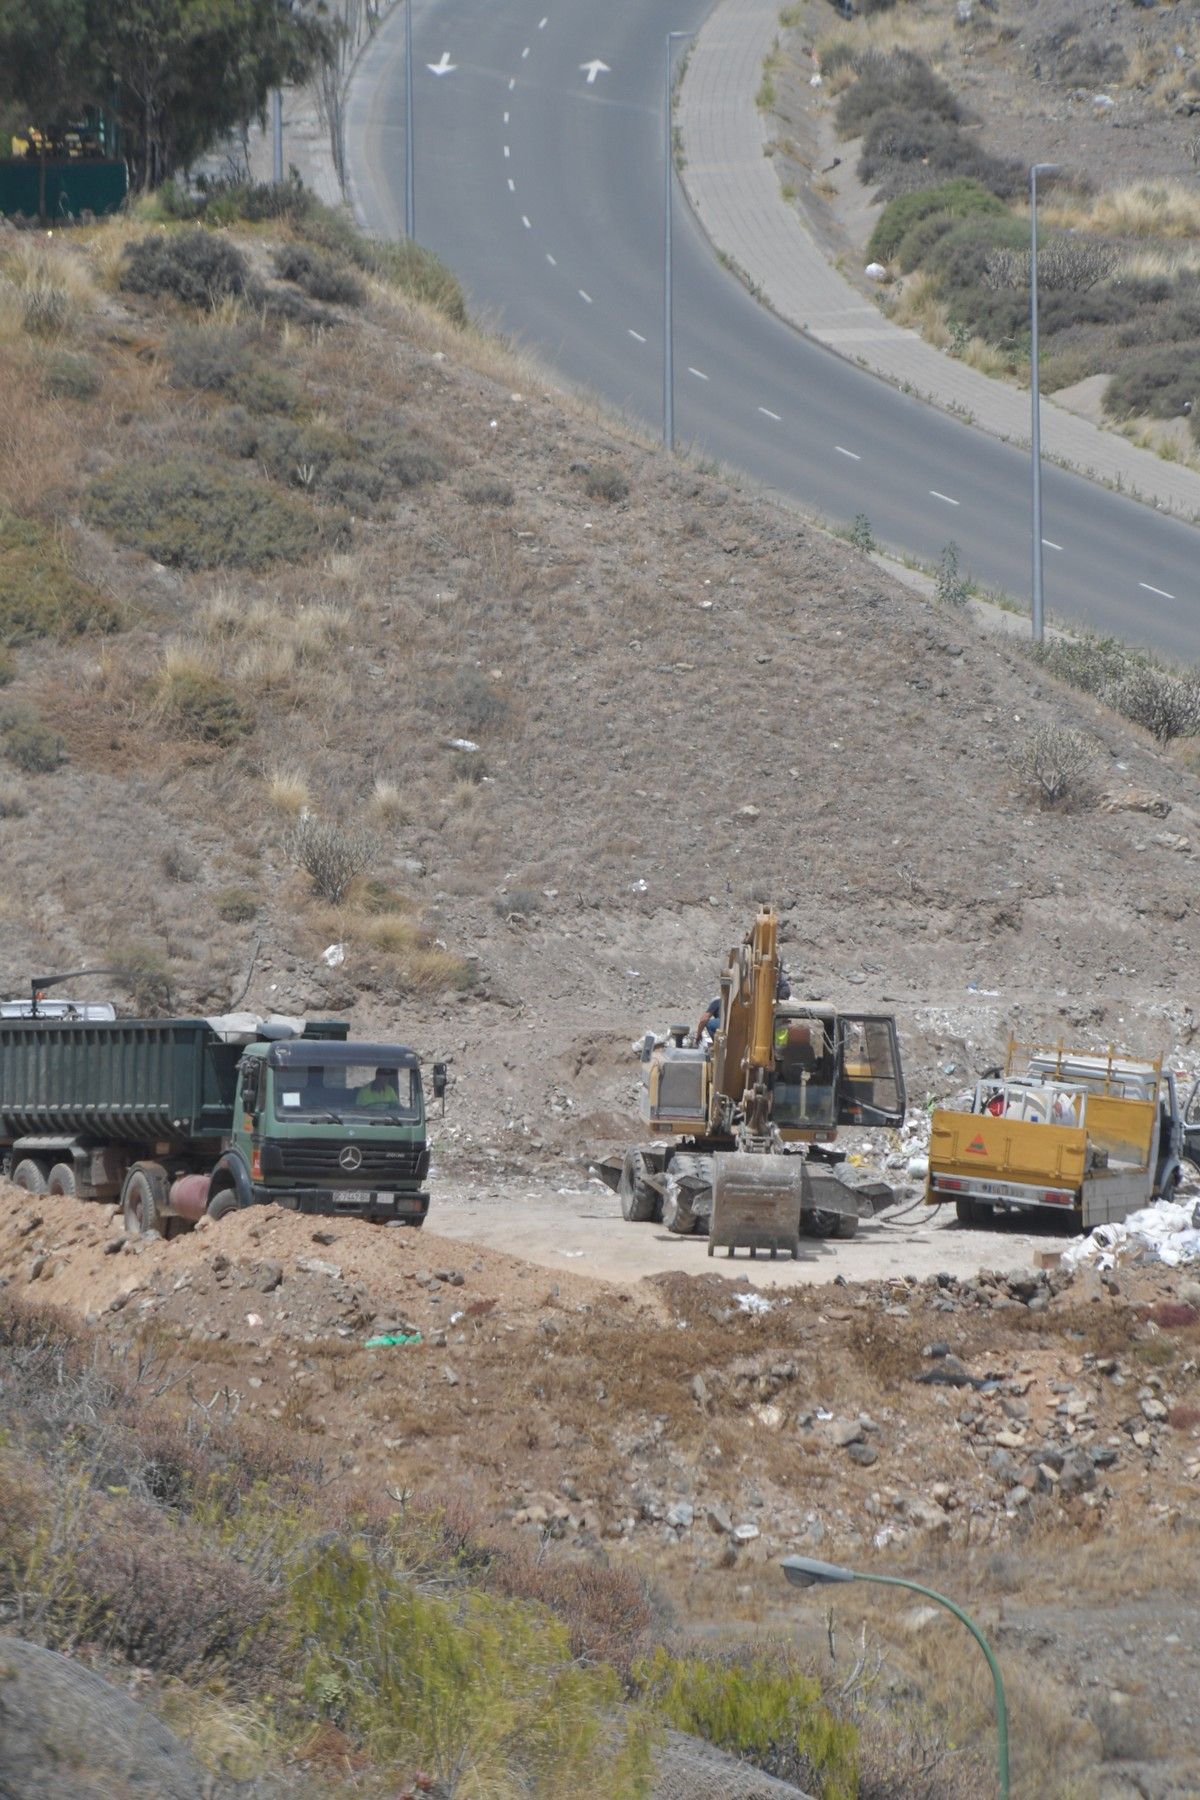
[835,445,860,461]
[521,215,531,229]
[507,177,515,190]
[758,406,781,421]
[579,289,593,304]
[503,145,510,157]
[628,329,647,343]
[688,367,708,381]
[521,45,530,58]
[930,490,960,506]
[539,15,548,27]
[1140,581,1176,601]
[1042,538,1062,551]
[546,252,557,265]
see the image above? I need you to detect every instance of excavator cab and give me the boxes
[771,1007,838,1133]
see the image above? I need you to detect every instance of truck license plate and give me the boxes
[335,1190,390,1208]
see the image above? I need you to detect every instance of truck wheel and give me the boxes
[619,1149,661,1223]
[122,1163,168,1238]
[833,1213,859,1240]
[12,1159,47,1195]
[206,1187,240,1222]
[955,1196,993,1226]
[661,1188,698,1235]
[47,1163,77,1198]
[802,1209,841,1239]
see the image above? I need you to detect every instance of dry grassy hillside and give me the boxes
[1,200,1198,1164]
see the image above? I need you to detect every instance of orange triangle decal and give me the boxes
[965,1134,988,1155]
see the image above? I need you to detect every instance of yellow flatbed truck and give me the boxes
[927,1044,1200,1232]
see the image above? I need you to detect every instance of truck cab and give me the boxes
[223,1037,438,1224]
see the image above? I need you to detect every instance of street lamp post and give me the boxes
[1029,162,1058,643]
[404,0,416,238]
[663,30,693,453]
[271,89,284,184]
[781,1555,1009,1799]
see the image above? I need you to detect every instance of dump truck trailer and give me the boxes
[0,1014,446,1236]
[927,1044,1200,1232]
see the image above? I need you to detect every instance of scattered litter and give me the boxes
[864,261,888,281]
[559,1249,585,1258]
[631,879,648,893]
[245,1312,262,1328]
[448,737,480,753]
[321,942,345,968]
[1093,92,1114,109]
[816,1407,834,1421]
[809,71,822,87]
[365,1331,424,1348]
[734,1292,773,1316]
[1064,1197,1200,1271]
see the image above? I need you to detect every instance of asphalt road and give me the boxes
[346,0,1200,660]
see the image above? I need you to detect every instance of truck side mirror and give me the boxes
[432,1061,448,1100]
[239,1060,261,1115]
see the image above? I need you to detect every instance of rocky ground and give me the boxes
[4,1178,1200,1793]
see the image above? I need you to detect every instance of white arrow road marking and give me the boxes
[835,445,861,460]
[1140,581,1176,601]
[688,367,708,381]
[758,406,781,421]
[580,59,611,83]
[427,51,456,74]
[628,329,646,343]
[929,489,959,505]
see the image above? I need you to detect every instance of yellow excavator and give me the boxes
[598,908,906,1255]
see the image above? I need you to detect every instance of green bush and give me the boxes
[85,459,337,569]
[836,49,960,139]
[173,176,468,325]
[463,475,514,506]
[925,214,1029,297]
[1024,633,1200,745]
[635,1646,857,1799]
[0,700,67,772]
[273,242,366,307]
[157,664,254,745]
[324,458,389,511]
[0,511,123,645]
[372,432,445,488]
[121,231,250,309]
[111,941,173,1014]
[869,177,1006,262]
[896,210,962,273]
[233,362,303,415]
[859,109,1024,200]
[213,887,259,923]
[1105,345,1200,421]
[41,350,101,400]
[583,463,629,502]
[0,647,14,685]
[167,331,302,414]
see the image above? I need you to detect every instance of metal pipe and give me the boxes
[272,88,284,184]
[663,31,693,452]
[1030,163,1058,643]
[405,0,415,238]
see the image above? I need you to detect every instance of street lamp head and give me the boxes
[780,1555,857,1589]
[1031,162,1059,175]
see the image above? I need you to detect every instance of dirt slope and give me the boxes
[1,220,1199,1173]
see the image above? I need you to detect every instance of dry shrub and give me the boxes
[485,1545,655,1677]
[0,700,67,773]
[369,776,407,825]
[267,766,312,816]
[1168,1403,1200,1431]
[1150,1301,1199,1329]
[0,510,123,645]
[120,230,250,309]
[274,243,366,308]
[156,649,254,746]
[1051,180,1200,242]
[1012,724,1098,809]
[286,813,381,903]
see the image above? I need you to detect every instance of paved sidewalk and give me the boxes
[677,0,1200,522]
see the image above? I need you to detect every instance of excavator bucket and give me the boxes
[708,1153,806,1259]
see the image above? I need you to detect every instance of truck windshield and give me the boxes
[272,1062,418,1122]
[773,1020,837,1130]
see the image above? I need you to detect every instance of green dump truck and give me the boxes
[0,1014,446,1237]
